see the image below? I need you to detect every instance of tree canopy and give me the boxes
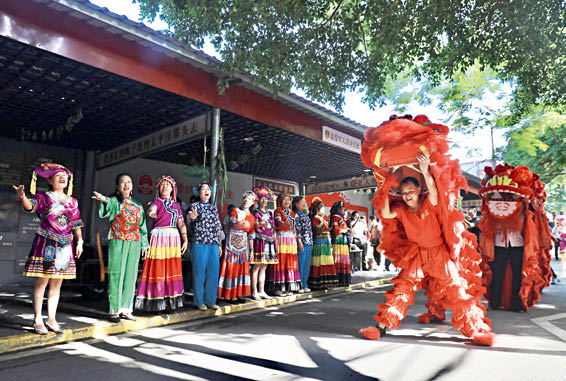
[136,0,565,112]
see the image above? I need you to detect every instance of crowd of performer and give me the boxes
[14,164,382,334]
[13,115,565,344]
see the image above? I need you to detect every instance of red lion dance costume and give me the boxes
[359,115,494,346]
[478,165,552,311]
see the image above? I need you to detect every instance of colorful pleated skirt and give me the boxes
[332,234,351,286]
[218,229,251,300]
[23,235,76,279]
[266,230,301,292]
[135,227,184,311]
[308,236,339,289]
[251,235,278,264]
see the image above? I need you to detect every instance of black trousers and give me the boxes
[371,240,381,266]
[489,246,523,309]
[555,243,559,260]
[352,239,367,270]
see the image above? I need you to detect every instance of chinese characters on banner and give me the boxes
[306,176,377,195]
[254,178,297,195]
[321,126,362,154]
[98,114,208,168]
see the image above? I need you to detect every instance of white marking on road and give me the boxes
[531,313,566,342]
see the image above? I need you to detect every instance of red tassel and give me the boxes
[359,327,381,340]
[472,332,495,347]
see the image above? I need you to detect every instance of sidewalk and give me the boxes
[0,270,395,355]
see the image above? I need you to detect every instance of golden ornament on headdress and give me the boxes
[30,171,37,195]
[67,173,73,196]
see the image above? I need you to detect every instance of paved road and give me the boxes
[2,264,566,381]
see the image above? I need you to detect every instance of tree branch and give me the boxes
[322,0,344,27]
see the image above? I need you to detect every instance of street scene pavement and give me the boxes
[1,261,565,381]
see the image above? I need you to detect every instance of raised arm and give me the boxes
[380,193,397,219]
[13,185,34,211]
[417,154,438,206]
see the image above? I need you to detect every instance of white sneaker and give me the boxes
[304,288,311,293]
[298,289,305,294]
[197,304,207,311]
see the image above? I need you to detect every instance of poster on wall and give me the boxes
[0,189,19,259]
[14,242,32,273]
[17,212,41,243]
[0,160,23,190]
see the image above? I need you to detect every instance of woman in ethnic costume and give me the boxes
[308,199,339,289]
[188,181,223,311]
[135,176,187,312]
[266,192,301,296]
[330,201,351,286]
[14,163,84,335]
[93,173,149,322]
[558,217,566,273]
[250,186,278,300]
[218,191,256,301]
[293,196,313,293]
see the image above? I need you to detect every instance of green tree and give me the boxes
[502,109,566,183]
[135,0,565,112]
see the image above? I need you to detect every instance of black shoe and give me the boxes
[108,315,121,323]
[509,304,524,313]
[376,325,387,336]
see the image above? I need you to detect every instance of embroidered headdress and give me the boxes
[156,175,177,201]
[30,163,73,196]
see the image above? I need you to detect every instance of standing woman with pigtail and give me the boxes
[92,173,149,322]
[135,176,187,312]
[308,199,339,289]
[330,201,351,286]
[250,186,278,300]
[266,192,301,296]
[14,163,83,334]
[293,196,313,293]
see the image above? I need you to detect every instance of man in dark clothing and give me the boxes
[465,208,481,242]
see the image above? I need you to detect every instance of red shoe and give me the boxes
[359,325,386,340]
[472,332,495,346]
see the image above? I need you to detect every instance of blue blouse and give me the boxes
[295,211,313,246]
[189,201,222,244]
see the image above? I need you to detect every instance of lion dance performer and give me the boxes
[531,174,555,291]
[478,164,551,311]
[359,115,494,346]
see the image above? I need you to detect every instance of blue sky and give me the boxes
[90,0,507,164]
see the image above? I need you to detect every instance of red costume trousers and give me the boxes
[375,243,491,338]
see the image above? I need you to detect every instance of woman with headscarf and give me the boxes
[14,163,83,334]
[135,176,187,312]
[187,181,223,311]
[308,199,339,289]
[250,186,278,300]
[293,196,313,293]
[266,192,301,296]
[93,173,149,322]
[330,201,351,286]
[218,191,256,301]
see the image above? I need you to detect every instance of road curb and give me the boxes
[0,277,393,354]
